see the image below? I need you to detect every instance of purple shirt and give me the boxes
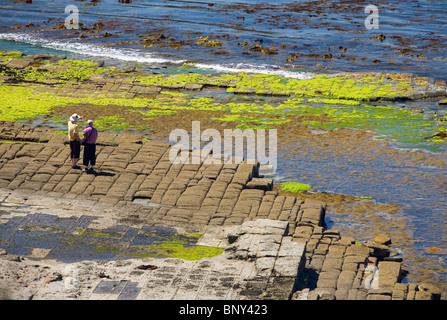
[83,126,98,144]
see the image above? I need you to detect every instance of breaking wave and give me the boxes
[0,32,314,79]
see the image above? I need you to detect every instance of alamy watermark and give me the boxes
[65,5,79,30]
[365,4,379,30]
[64,265,79,290]
[169,121,277,173]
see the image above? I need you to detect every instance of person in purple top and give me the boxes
[81,120,98,172]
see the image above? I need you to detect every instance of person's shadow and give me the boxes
[86,169,115,177]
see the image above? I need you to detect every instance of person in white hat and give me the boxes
[68,113,83,169]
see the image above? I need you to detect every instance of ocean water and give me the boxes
[0,0,446,79]
[0,0,446,293]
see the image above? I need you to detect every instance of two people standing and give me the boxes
[68,113,98,172]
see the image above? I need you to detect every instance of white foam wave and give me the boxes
[0,32,184,64]
[193,62,314,79]
[0,32,315,79]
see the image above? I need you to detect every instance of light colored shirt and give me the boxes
[68,121,79,142]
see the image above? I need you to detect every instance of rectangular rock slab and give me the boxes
[377,261,401,289]
[277,237,306,257]
[273,237,306,277]
[240,219,288,235]
[273,257,303,277]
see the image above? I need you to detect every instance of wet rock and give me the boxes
[384,249,403,262]
[7,59,31,69]
[323,229,340,240]
[48,274,63,283]
[227,233,240,244]
[392,282,408,300]
[95,60,105,68]
[48,55,66,64]
[412,93,425,100]
[293,225,313,240]
[372,233,392,246]
[345,244,370,257]
[316,270,339,289]
[185,83,203,91]
[6,255,24,262]
[430,132,447,139]
[32,53,53,60]
[417,283,442,300]
[426,89,446,98]
[409,107,424,114]
[246,178,273,191]
[367,288,392,300]
[414,290,434,300]
[136,264,158,270]
[377,261,401,289]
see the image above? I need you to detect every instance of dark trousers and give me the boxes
[70,140,80,159]
[83,143,96,166]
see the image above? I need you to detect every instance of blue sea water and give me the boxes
[0,0,446,79]
[0,0,446,292]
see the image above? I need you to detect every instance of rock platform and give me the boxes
[0,121,443,300]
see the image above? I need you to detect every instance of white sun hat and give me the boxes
[69,113,81,121]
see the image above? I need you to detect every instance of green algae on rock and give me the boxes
[280,182,312,193]
[1,50,445,152]
[211,114,290,129]
[76,225,224,261]
[129,241,224,260]
[136,72,416,101]
[0,55,116,84]
[0,84,78,121]
[126,233,224,260]
[93,116,129,131]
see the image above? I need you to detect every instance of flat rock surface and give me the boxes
[0,122,443,300]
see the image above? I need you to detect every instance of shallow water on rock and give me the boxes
[275,126,447,290]
[0,212,221,263]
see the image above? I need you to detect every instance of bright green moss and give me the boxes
[224,74,410,101]
[427,137,447,144]
[0,80,438,151]
[211,114,290,129]
[308,98,360,106]
[0,52,441,152]
[134,241,224,260]
[132,108,177,120]
[0,51,23,59]
[280,182,312,193]
[0,84,79,121]
[0,140,26,144]
[77,228,223,261]
[0,53,116,83]
[57,59,99,68]
[137,72,233,87]
[93,116,128,131]
[159,91,193,97]
[127,233,223,260]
